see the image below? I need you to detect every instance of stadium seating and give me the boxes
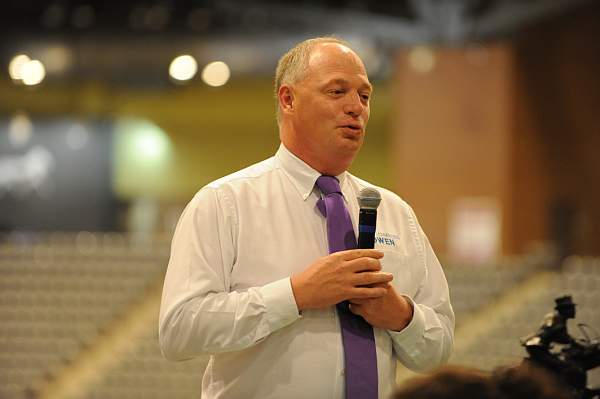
[0,232,170,399]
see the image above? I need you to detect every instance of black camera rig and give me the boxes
[522,295,600,399]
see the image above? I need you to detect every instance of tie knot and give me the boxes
[316,175,342,195]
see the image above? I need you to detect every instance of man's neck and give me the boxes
[281,141,349,176]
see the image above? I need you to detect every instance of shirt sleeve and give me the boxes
[386,207,455,372]
[158,187,301,361]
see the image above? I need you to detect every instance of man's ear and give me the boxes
[278,85,294,115]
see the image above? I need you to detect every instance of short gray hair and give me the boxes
[274,36,350,123]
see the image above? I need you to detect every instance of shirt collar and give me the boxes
[275,143,347,201]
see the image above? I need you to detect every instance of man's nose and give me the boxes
[343,93,365,117]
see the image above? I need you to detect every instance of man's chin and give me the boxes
[339,135,363,151]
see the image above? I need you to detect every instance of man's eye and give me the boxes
[329,89,345,95]
[361,94,370,101]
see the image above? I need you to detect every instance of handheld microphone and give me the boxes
[357,188,382,249]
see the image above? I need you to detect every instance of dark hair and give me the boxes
[392,364,572,399]
[393,366,495,399]
[491,364,572,399]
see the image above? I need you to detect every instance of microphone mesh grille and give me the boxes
[357,188,382,210]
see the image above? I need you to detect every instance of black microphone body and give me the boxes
[340,188,381,311]
[356,187,381,249]
[357,208,377,249]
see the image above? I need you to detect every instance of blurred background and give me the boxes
[1,0,599,398]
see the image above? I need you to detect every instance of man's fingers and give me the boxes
[348,303,361,315]
[352,271,393,286]
[345,257,382,272]
[350,286,388,299]
[366,282,391,289]
[348,298,370,305]
[338,249,384,261]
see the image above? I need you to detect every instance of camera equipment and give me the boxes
[522,295,600,399]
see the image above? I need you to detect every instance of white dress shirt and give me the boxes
[159,144,454,399]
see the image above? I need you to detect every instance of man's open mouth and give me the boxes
[340,125,362,131]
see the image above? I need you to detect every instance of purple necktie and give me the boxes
[316,175,378,399]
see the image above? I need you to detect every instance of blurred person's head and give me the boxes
[490,364,572,399]
[392,366,494,399]
[275,37,372,176]
[392,364,572,399]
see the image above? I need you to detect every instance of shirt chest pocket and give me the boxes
[379,249,422,298]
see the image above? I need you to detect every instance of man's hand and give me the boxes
[348,283,413,331]
[290,249,392,311]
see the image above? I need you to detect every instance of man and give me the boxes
[159,37,454,399]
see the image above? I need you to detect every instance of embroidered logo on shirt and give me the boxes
[375,232,399,247]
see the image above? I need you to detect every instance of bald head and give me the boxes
[275,37,372,175]
[304,42,368,86]
[274,37,353,123]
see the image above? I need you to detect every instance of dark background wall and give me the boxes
[0,119,117,231]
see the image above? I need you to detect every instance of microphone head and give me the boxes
[357,188,381,210]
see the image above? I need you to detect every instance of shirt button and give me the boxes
[340,369,345,375]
